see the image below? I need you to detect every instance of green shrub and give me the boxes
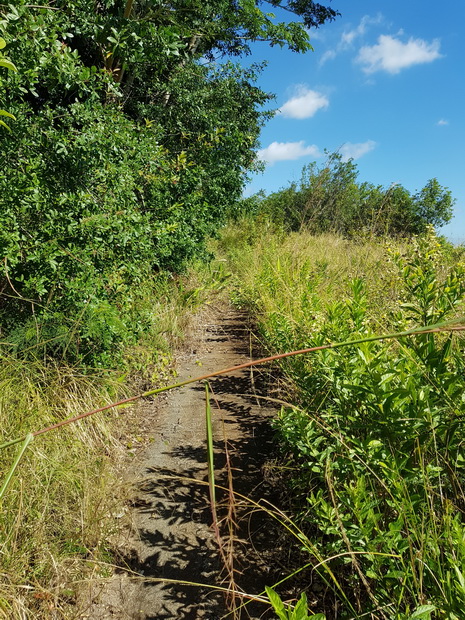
[222,226,465,617]
[247,153,454,237]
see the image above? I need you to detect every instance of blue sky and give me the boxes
[246,1,465,241]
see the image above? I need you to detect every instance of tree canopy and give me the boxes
[250,153,454,237]
[0,0,341,362]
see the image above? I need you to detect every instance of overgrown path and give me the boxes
[82,306,280,619]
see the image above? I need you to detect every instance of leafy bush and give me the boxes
[0,99,203,363]
[0,1,276,364]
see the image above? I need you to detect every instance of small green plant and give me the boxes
[266,587,326,619]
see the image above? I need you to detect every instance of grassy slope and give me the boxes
[3,218,465,618]
[216,220,465,619]
[0,265,225,618]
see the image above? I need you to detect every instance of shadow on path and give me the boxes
[112,312,283,619]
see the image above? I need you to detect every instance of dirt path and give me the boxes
[80,306,280,619]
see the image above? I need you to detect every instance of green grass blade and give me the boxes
[0,433,33,501]
[205,382,216,508]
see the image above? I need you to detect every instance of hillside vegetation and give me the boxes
[0,2,464,618]
[217,221,465,618]
[239,153,453,237]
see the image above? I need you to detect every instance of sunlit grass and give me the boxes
[0,355,124,618]
[216,220,465,618]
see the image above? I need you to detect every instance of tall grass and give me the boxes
[0,266,226,618]
[0,357,124,618]
[217,221,465,618]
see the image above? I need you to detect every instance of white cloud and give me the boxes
[308,29,326,42]
[356,35,442,74]
[257,141,321,165]
[279,86,329,119]
[437,119,449,126]
[319,14,383,65]
[342,14,384,46]
[339,140,376,162]
[320,49,337,64]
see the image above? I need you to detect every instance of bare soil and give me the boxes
[78,305,282,619]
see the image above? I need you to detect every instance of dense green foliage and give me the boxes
[0,0,340,363]
[0,35,16,128]
[220,224,465,618]
[7,3,465,618]
[248,153,454,236]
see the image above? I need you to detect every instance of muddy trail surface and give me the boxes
[81,307,283,619]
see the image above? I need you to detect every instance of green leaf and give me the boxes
[0,110,15,120]
[0,58,17,71]
[265,586,288,620]
[409,605,436,619]
[0,434,34,500]
[0,119,12,131]
[291,592,308,619]
[454,566,465,592]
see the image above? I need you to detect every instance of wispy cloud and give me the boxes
[319,14,383,65]
[342,14,384,46]
[356,35,442,74]
[339,140,377,161]
[320,49,337,64]
[437,119,449,126]
[279,86,329,119]
[257,141,321,165]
